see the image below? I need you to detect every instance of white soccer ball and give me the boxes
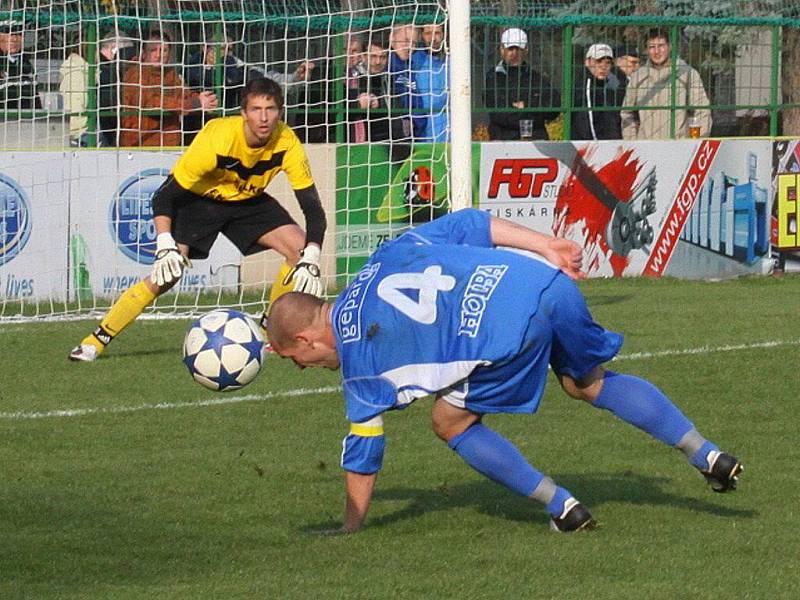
[183,309,267,392]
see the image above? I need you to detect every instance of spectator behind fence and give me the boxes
[182,34,257,143]
[59,45,89,146]
[410,22,449,142]
[251,60,315,99]
[345,34,369,142]
[0,20,39,110]
[614,43,641,80]
[98,33,135,146]
[184,36,250,110]
[484,28,560,141]
[621,28,711,139]
[347,34,367,81]
[572,43,625,140]
[119,31,218,147]
[348,40,404,142]
[183,32,316,111]
[388,24,417,105]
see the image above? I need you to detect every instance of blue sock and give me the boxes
[676,433,719,470]
[448,423,574,516]
[544,486,574,517]
[594,371,693,446]
[691,440,719,470]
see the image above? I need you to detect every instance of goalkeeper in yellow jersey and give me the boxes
[69,77,326,362]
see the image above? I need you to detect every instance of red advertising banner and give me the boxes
[479,139,772,279]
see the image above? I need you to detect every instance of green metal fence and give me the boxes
[1,4,799,144]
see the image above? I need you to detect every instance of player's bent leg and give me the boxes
[69,276,163,362]
[267,261,296,308]
[256,224,305,321]
[255,224,304,266]
[586,369,743,492]
[430,398,481,442]
[433,399,595,532]
[558,365,606,402]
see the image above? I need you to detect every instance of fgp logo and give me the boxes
[0,173,32,266]
[487,159,558,199]
[110,169,169,264]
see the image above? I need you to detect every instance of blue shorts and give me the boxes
[459,272,622,416]
[541,272,623,381]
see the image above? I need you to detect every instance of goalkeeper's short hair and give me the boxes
[241,77,285,111]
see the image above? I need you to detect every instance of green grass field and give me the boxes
[2,276,799,599]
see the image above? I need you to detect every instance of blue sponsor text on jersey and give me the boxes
[339,262,381,343]
[458,264,508,338]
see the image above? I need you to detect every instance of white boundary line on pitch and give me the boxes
[0,386,341,421]
[3,338,798,421]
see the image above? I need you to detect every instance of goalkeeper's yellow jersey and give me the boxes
[171,116,314,202]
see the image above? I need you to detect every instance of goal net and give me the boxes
[0,0,451,322]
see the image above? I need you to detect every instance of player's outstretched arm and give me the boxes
[490,216,586,280]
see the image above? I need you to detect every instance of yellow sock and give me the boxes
[81,279,157,353]
[267,261,295,308]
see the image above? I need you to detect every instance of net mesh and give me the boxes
[0,1,796,321]
[0,0,449,321]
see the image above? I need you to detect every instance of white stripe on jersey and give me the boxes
[380,359,491,406]
[440,382,469,408]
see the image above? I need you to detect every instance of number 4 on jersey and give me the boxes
[376,265,455,324]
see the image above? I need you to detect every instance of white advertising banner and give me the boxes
[70,151,241,300]
[479,140,773,278]
[0,152,70,302]
[1,151,241,303]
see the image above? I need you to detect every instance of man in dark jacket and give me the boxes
[0,20,39,110]
[572,43,626,140]
[484,28,560,141]
[348,40,409,142]
[97,34,135,146]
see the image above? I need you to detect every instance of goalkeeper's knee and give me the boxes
[268,261,295,306]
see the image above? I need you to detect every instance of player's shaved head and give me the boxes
[266,292,325,350]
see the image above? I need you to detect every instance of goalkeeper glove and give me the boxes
[151,232,190,286]
[284,244,322,297]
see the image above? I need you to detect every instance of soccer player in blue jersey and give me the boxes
[266,209,743,533]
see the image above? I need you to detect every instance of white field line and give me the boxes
[3,338,798,421]
[612,338,800,361]
[0,386,341,421]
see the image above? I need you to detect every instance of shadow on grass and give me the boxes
[303,470,757,532]
[583,294,635,307]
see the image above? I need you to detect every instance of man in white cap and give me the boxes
[484,27,560,140]
[571,43,626,140]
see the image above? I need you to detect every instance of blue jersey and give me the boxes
[389,52,412,106]
[332,209,622,474]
